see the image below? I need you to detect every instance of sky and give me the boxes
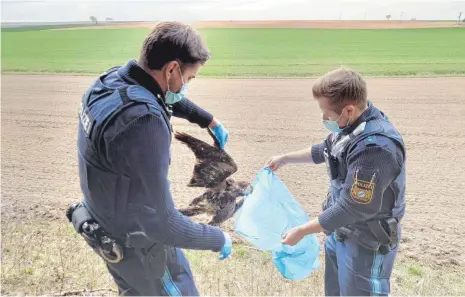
[2,0,465,23]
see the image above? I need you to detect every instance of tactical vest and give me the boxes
[323,110,406,221]
[77,67,172,237]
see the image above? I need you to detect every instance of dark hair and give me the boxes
[139,21,210,70]
[312,67,367,109]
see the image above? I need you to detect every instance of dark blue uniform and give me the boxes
[311,101,406,296]
[76,59,226,295]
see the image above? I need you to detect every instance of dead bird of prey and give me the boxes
[174,130,252,226]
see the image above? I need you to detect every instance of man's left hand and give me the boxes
[219,232,233,260]
[281,218,324,246]
[281,226,306,246]
[209,118,229,149]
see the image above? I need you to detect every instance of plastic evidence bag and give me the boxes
[234,168,320,280]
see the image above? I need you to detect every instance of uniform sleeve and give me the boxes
[311,142,326,164]
[318,144,402,232]
[171,96,213,128]
[107,111,225,252]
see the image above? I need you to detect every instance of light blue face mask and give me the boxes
[165,67,188,105]
[323,109,351,133]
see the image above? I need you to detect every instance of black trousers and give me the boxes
[91,242,199,296]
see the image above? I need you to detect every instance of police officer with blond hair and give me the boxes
[266,67,406,296]
[69,22,232,296]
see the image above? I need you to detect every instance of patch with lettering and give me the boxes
[78,102,95,137]
[350,167,377,204]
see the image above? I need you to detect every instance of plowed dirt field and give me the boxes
[2,74,465,294]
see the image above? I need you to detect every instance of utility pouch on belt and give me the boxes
[68,203,93,233]
[66,202,124,264]
[386,218,399,245]
[366,218,398,246]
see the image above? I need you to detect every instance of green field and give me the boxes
[2,27,465,77]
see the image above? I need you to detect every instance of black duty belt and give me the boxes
[66,201,166,268]
[334,217,400,255]
[66,202,124,263]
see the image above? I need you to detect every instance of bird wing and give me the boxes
[174,131,238,188]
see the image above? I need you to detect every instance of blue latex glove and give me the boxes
[219,232,232,260]
[209,123,229,149]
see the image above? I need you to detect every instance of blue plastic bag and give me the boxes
[234,168,320,280]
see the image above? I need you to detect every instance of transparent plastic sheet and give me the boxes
[234,168,320,280]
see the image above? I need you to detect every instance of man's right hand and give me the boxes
[264,155,288,171]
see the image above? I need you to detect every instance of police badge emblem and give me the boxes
[350,168,376,204]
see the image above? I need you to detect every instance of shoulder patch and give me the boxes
[350,166,378,204]
[78,102,95,137]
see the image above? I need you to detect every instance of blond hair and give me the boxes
[312,67,367,108]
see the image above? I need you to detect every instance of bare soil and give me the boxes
[2,75,465,294]
[54,20,462,30]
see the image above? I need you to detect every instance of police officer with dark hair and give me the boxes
[265,67,406,296]
[70,21,232,296]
